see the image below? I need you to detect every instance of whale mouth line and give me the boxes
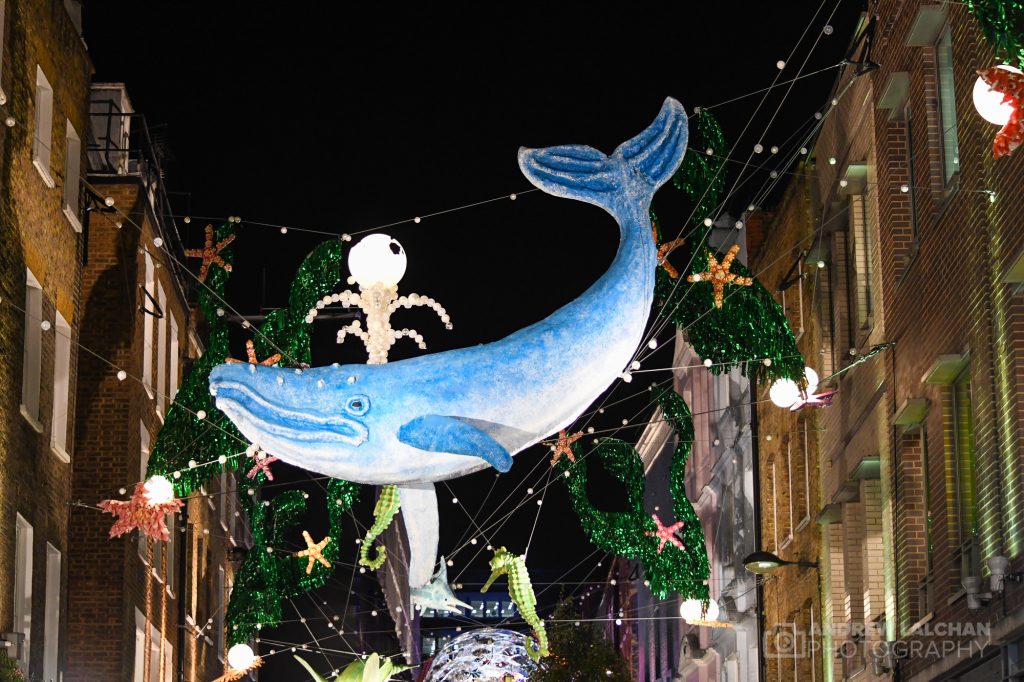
[212,380,368,446]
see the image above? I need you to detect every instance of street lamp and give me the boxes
[742,550,818,575]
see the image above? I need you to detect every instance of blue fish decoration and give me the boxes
[210,98,689,585]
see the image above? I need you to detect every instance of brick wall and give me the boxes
[66,175,240,682]
[0,1,91,679]
[748,167,825,681]
[850,1,1024,678]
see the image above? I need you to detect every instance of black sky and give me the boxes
[83,3,865,677]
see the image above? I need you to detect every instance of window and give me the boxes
[952,367,978,575]
[156,282,167,419]
[32,66,54,186]
[138,422,151,561]
[903,102,919,246]
[133,609,166,682]
[169,315,179,403]
[769,455,779,552]
[142,252,154,397]
[794,421,811,527]
[850,194,873,330]
[22,269,43,426]
[935,26,960,184]
[14,514,33,670]
[51,311,71,460]
[63,120,82,230]
[43,543,61,682]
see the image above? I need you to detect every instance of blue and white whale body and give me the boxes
[210,98,688,584]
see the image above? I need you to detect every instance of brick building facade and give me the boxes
[66,84,246,682]
[748,4,1024,680]
[866,2,1024,679]
[0,1,91,680]
[748,166,830,682]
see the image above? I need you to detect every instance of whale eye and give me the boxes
[345,395,370,416]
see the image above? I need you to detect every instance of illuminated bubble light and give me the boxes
[423,628,537,682]
[679,597,720,622]
[974,65,1023,125]
[348,233,408,287]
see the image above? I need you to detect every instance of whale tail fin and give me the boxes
[518,97,688,213]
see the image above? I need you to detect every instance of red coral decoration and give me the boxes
[978,66,1024,158]
[99,483,183,541]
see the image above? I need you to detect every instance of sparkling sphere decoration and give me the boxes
[973,65,1023,125]
[769,378,801,408]
[423,628,537,682]
[143,475,175,505]
[679,597,720,622]
[226,643,255,670]
[348,233,407,287]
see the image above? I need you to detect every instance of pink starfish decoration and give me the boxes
[790,389,837,411]
[645,513,685,554]
[98,483,183,542]
[246,448,279,480]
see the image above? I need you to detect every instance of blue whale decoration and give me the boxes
[210,98,689,585]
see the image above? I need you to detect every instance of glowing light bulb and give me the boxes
[769,379,801,408]
[679,598,720,622]
[973,65,1023,125]
[227,643,255,670]
[143,475,175,505]
[347,234,407,287]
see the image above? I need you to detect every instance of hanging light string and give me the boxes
[18,11,856,659]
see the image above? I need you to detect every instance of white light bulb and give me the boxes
[679,598,720,622]
[973,65,1023,125]
[703,358,713,368]
[703,218,713,227]
[40,320,51,331]
[754,143,764,154]
[804,366,820,394]
[776,60,786,70]
[828,157,836,165]
[347,234,407,287]
[227,643,255,670]
[769,378,801,408]
[104,197,115,207]
[143,475,175,505]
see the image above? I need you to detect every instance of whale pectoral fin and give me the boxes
[398,415,514,472]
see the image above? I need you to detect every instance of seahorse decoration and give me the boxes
[481,547,548,662]
[359,485,401,570]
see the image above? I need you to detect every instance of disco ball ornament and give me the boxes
[423,628,537,681]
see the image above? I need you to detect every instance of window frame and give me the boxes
[951,366,979,577]
[21,269,43,430]
[51,310,72,461]
[63,119,82,231]
[142,252,155,398]
[43,542,61,682]
[14,514,33,670]
[32,65,55,187]
[934,25,960,187]
[156,281,167,419]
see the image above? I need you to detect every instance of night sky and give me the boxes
[84,4,865,677]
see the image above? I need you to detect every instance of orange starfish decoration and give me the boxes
[977,66,1024,159]
[184,224,234,281]
[550,429,583,466]
[653,223,686,278]
[211,656,263,682]
[687,244,753,308]
[296,530,331,574]
[225,339,281,367]
[98,483,183,542]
